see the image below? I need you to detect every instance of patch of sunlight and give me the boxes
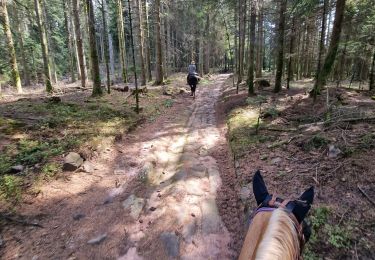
[155,150,178,164]
[169,136,186,152]
[11,133,29,140]
[199,127,219,149]
[229,108,259,130]
[96,118,124,135]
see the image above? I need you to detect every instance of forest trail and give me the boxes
[1,74,237,259]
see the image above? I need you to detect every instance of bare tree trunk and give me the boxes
[203,14,210,74]
[160,2,167,78]
[135,0,146,86]
[34,0,53,92]
[237,0,245,84]
[247,0,256,95]
[154,0,164,84]
[370,50,375,91]
[274,0,287,93]
[142,0,152,81]
[86,0,102,96]
[105,0,115,79]
[256,0,264,78]
[42,0,57,83]
[315,0,346,93]
[312,0,328,99]
[72,0,86,87]
[234,1,238,75]
[117,0,128,83]
[108,35,115,76]
[326,0,332,45]
[1,1,23,93]
[101,0,110,93]
[128,0,140,113]
[166,3,171,74]
[286,16,296,89]
[63,0,76,83]
[296,24,301,80]
[13,7,30,86]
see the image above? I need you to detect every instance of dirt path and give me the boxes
[1,74,237,259]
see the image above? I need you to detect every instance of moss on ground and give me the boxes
[227,107,272,156]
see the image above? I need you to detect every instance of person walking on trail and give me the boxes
[187,61,200,98]
[188,61,197,75]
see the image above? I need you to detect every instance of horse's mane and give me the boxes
[255,208,300,260]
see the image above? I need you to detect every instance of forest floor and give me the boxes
[0,73,375,259]
[221,76,375,259]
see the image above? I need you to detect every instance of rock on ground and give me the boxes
[63,152,84,171]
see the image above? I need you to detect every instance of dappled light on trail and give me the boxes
[0,74,235,259]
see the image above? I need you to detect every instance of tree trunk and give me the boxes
[315,0,346,93]
[234,0,238,75]
[203,14,210,74]
[13,6,30,86]
[256,0,264,78]
[312,0,328,99]
[166,3,171,75]
[160,2,167,78]
[135,0,146,86]
[0,1,23,93]
[34,0,53,92]
[274,0,287,93]
[63,0,76,83]
[86,0,102,96]
[128,0,139,113]
[286,16,296,89]
[42,0,57,83]
[154,0,164,84]
[370,50,375,91]
[142,0,152,81]
[101,0,110,93]
[116,0,127,83]
[237,0,245,84]
[72,0,86,88]
[246,0,256,95]
[108,35,115,76]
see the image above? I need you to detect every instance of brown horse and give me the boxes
[187,73,200,98]
[239,171,314,260]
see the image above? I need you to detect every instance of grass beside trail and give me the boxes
[0,89,173,207]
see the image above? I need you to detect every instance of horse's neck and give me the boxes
[239,209,300,260]
[239,212,272,260]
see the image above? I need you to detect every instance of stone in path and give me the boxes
[122,195,145,219]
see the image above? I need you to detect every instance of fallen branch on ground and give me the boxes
[299,116,375,130]
[0,213,44,228]
[267,135,301,148]
[327,116,375,124]
[112,86,129,92]
[357,184,375,206]
[260,127,298,132]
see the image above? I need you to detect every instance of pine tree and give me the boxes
[154,0,164,85]
[274,0,287,93]
[72,0,86,88]
[0,0,23,93]
[86,0,102,96]
[246,0,256,95]
[117,0,128,83]
[34,0,53,92]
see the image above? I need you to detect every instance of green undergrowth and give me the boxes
[304,206,352,259]
[227,106,273,156]
[303,134,329,151]
[227,95,283,156]
[0,91,170,206]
